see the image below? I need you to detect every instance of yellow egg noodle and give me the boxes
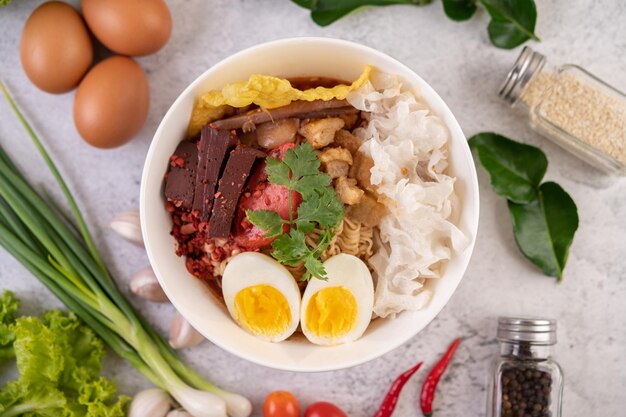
[283,217,374,281]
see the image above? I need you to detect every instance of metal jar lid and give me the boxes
[497,317,557,345]
[498,46,546,104]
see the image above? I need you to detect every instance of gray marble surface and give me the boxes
[1,1,625,416]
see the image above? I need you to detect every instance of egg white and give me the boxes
[221,252,300,342]
[301,254,374,346]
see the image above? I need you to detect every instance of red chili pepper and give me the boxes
[420,338,462,417]
[373,361,423,417]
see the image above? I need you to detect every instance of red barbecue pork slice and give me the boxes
[233,183,301,250]
[164,141,198,210]
[208,146,265,238]
[245,142,296,188]
[192,125,238,220]
[233,143,301,250]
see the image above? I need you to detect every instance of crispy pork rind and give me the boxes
[347,71,469,318]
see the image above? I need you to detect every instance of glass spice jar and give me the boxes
[487,317,563,417]
[499,47,626,175]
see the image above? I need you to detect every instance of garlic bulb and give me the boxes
[130,267,169,302]
[110,209,144,247]
[129,388,173,417]
[166,409,194,417]
[169,312,205,349]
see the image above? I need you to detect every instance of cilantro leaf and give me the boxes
[295,174,331,197]
[245,209,285,238]
[271,230,310,266]
[295,190,344,232]
[303,257,326,281]
[266,144,328,194]
[284,143,323,179]
[271,229,331,280]
[246,143,345,280]
[265,156,292,188]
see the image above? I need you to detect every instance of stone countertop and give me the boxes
[0,1,625,416]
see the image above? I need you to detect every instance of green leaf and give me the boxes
[270,229,332,280]
[261,143,344,280]
[294,174,331,198]
[43,310,106,392]
[265,157,291,188]
[291,0,316,8]
[0,291,19,359]
[311,7,365,26]
[468,132,547,203]
[245,209,285,238]
[0,291,19,325]
[291,0,539,49]
[0,346,14,364]
[284,143,322,180]
[303,256,326,281]
[0,311,127,417]
[442,0,477,21]
[508,182,579,280]
[271,231,310,265]
[292,1,430,26]
[12,317,64,386]
[479,0,539,49]
[295,190,344,231]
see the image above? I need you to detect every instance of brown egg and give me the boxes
[81,0,172,56]
[73,56,149,149]
[20,1,93,94]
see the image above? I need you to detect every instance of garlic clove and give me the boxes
[129,388,173,417]
[166,409,194,417]
[169,312,205,349]
[110,208,144,247]
[130,267,169,303]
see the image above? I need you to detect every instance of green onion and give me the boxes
[0,81,251,417]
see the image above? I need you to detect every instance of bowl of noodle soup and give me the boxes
[140,38,479,372]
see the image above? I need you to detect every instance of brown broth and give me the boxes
[205,276,227,307]
[288,76,349,90]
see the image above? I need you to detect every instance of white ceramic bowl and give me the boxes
[140,38,479,372]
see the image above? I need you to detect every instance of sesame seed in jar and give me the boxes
[521,70,626,166]
[500,47,626,174]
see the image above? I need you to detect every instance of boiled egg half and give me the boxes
[301,254,374,346]
[221,252,300,342]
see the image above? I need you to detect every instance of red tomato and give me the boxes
[304,402,348,417]
[263,391,300,417]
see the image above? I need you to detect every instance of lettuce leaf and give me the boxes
[0,292,128,417]
[0,291,19,364]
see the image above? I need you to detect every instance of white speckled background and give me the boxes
[1,1,625,416]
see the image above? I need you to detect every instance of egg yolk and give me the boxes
[305,286,357,339]
[233,284,291,337]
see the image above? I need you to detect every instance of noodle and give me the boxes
[287,216,375,280]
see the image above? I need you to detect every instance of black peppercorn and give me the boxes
[489,318,562,417]
[499,360,552,417]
